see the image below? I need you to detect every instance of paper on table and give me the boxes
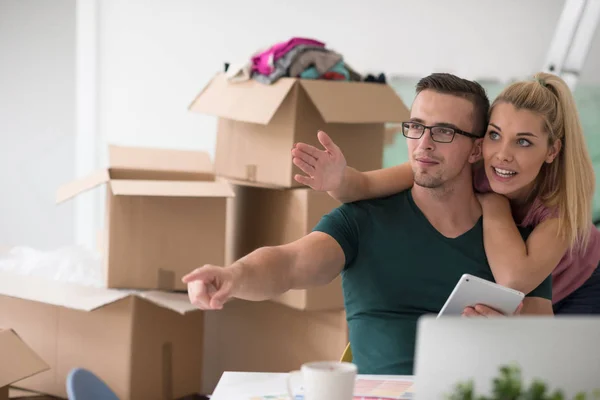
[247,377,415,400]
[211,372,293,400]
[211,372,415,400]
[353,376,415,399]
[249,395,410,400]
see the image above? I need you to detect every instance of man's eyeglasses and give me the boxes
[401,122,481,143]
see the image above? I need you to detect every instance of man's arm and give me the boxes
[182,231,346,309]
[229,232,345,301]
[184,202,361,310]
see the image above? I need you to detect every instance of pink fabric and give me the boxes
[473,165,492,194]
[473,166,600,302]
[251,37,325,75]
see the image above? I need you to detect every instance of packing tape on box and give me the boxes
[158,269,176,290]
[162,342,173,400]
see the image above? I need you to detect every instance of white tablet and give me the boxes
[437,274,525,317]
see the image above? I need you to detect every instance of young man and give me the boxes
[182,73,553,375]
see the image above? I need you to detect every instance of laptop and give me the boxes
[412,316,600,399]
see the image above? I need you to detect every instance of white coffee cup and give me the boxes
[286,361,357,400]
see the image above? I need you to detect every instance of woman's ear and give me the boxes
[546,139,562,163]
[469,138,484,163]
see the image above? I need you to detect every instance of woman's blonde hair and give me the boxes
[491,72,595,250]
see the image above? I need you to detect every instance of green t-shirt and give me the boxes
[313,189,552,375]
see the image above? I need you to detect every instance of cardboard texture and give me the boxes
[202,299,348,393]
[0,272,204,400]
[190,73,410,188]
[55,145,235,291]
[226,184,344,311]
[384,123,402,145]
[0,329,49,400]
[8,388,58,400]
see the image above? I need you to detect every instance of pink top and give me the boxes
[251,37,325,75]
[474,167,600,303]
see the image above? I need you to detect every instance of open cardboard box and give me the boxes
[0,272,204,400]
[0,329,49,400]
[226,182,344,311]
[190,73,410,188]
[56,145,235,291]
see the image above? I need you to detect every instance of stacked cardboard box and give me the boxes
[202,299,350,391]
[57,145,235,291]
[0,272,205,399]
[225,183,346,310]
[191,73,410,310]
[1,73,410,398]
[190,73,408,188]
[191,73,410,389]
[0,146,234,399]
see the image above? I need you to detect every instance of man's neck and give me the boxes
[411,179,481,239]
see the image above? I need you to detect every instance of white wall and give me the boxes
[95,0,566,160]
[67,0,570,250]
[581,13,600,84]
[0,0,75,250]
[5,0,598,251]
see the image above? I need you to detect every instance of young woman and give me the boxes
[291,72,600,314]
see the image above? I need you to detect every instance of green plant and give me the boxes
[446,364,600,400]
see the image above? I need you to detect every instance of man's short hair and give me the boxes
[416,73,490,137]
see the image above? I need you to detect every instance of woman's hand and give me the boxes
[291,131,347,192]
[462,302,523,317]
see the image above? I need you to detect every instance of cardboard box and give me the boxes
[0,272,204,400]
[202,299,348,393]
[56,145,235,290]
[226,183,344,311]
[0,329,49,400]
[7,388,58,400]
[189,73,410,187]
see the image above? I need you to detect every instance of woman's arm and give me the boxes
[292,130,414,203]
[520,297,554,315]
[328,164,414,203]
[479,193,568,294]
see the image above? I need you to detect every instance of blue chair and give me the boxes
[66,368,119,400]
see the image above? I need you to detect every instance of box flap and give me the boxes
[8,388,51,398]
[0,271,134,312]
[0,272,202,318]
[8,388,58,399]
[299,80,409,123]
[0,329,49,387]
[110,180,235,198]
[223,177,286,190]
[189,73,297,125]
[55,169,110,203]
[136,291,200,315]
[108,145,213,174]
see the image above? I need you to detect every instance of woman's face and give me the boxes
[482,102,561,201]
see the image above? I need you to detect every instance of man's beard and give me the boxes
[413,171,445,189]
[412,168,458,199]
